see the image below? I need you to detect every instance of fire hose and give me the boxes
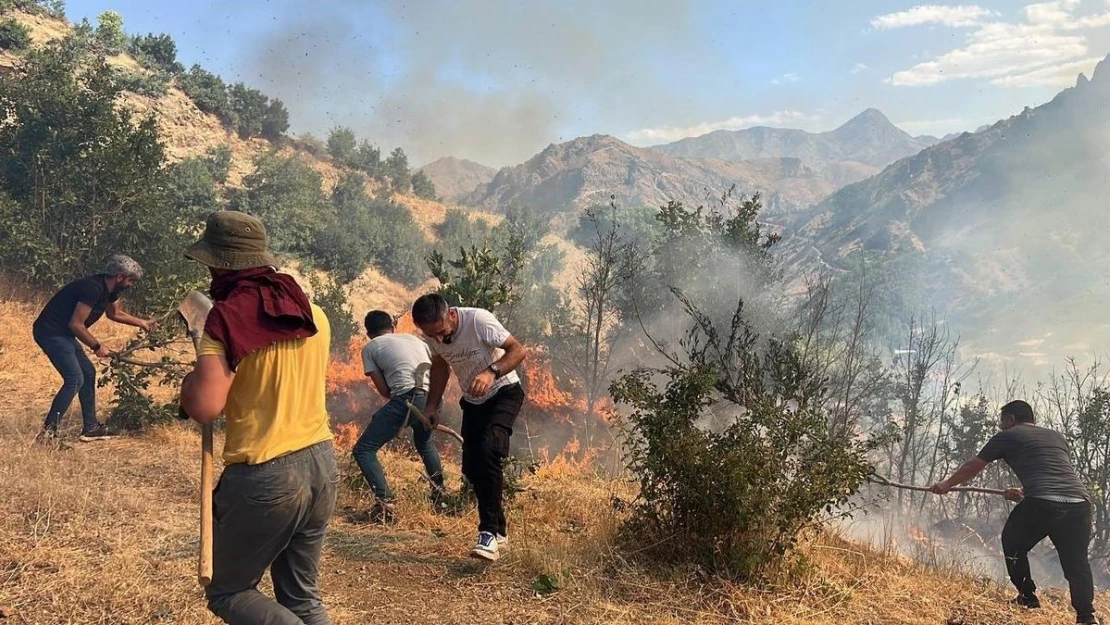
[867,472,1008,496]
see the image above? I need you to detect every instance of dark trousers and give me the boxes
[352,389,443,501]
[460,383,525,536]
[206,441,338,625]
[1001,497,1096,621]
[35,332,98,432]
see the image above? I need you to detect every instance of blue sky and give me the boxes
[64,0,1110,166]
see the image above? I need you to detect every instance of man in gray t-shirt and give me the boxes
[930,400,1096,624]
[351,310,444,523]
[412,293,527,562]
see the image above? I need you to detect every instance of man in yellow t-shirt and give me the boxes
[180,211,337,625]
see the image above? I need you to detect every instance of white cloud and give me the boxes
[850,62,871,74]
[882,1,1110,87]
[770,72,801,85]
[990,55,1102,85]
[871,5,996,29]
[624,111,823,145]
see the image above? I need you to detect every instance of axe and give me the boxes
[177,290,215,587]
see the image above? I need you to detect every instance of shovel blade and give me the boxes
[177,290,213,338]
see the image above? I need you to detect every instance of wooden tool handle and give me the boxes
[189,333,215,587]
[198,422,214,586]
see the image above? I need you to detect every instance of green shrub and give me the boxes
[0,18,30,50]
[112,66,169,98]
[129,32,183,74]
[411,169,437,200]
[610,289,887,580]
[178,65,235,126]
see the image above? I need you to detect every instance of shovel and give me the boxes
[177,290,215,587]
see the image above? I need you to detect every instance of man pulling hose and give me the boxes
[930,400,1098,625]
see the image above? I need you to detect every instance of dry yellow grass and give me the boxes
[1,292,1103,624]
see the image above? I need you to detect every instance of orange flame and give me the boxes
[333,422,360,453]
[907,527,930,544]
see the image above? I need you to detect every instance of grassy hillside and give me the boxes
[0,7,526,315]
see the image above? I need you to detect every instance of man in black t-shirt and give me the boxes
[32,255,155,443]
[930,400,1097,625]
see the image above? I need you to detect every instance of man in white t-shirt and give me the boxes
[411,293,527,561]
[352,310,445,523]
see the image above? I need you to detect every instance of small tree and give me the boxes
[385,147,411,194]
[261,98,289,142]
[427,245,515,312]
[178,65,234,127]
[411,169,438,200]
[129,33,183,74]
[354,140,381,177]
[551,204,625,428]
[327,126,357,165]
[229,82,268,139]
[232,152,331,256]
[95,10,125,54]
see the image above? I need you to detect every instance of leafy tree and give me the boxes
[428,246,515,312]
[261,98,289,142]
[411,169,437,200]
[178,65,235,126]
[327,126,357,165]
[369,198,428,286]
[0,19,31,50]
[95,10,125,55]
[354,140,381,177]
[385,147,411,194]
[313,172,373,283]
[229,82,268,139]
[129,33,183,74]
[436,208,490,252]
[0,40,204,311]
[232,152,331,256]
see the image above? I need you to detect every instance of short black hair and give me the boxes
[363,310,394,337]
[1001,400,1035,424]
[412,293,449,325]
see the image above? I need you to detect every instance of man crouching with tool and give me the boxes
[180,211,337,625]
[353,310,445,523]
[930,400,1097,625]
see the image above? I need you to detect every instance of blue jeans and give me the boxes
[352,389,443,501]
[35,332,98,432]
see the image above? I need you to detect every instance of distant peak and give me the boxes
[1091,53,1110,84]
[834,108,900,134]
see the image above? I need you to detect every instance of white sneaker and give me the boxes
[495,534,508,548]
[470,531,500,561]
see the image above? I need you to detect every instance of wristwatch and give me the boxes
[488,363,503,378]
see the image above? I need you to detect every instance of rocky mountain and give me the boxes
[465,134,837,217]
[653,109,936,186]
[419,156,497,202]
[781,56,1110,371]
